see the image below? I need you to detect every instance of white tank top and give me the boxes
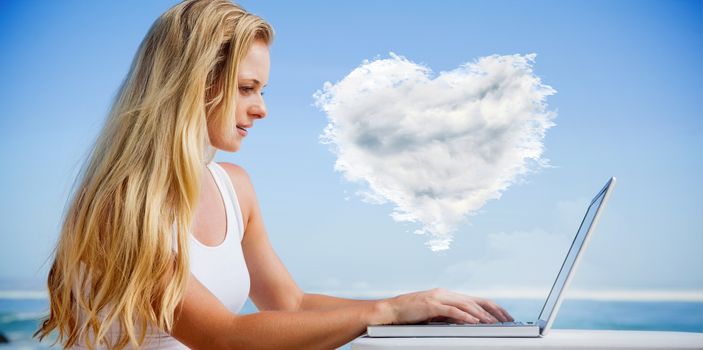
[72,161,250,349]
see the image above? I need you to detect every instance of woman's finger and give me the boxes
[439,293,499,323]
[452,300,498,323]
[476,299,510,322]
[499,305,514,322]
[434,304,479,324]
[478,298,514,322]
[467,302,499,323]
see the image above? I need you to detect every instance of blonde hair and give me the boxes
[34,1,273,348]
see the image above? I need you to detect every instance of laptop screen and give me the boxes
[537,182,610,324]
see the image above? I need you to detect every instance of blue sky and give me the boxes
[0,0,701,301]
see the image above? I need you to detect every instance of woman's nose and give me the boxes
[249,95,267,119]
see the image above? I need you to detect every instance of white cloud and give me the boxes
[314,53,557,250]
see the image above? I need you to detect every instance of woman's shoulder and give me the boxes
[216,162,251,184]
[215,162,256,220]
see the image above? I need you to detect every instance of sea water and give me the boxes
[2,297,702,349]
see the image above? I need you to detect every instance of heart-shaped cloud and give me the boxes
[314,53,557,251]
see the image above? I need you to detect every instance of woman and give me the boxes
[35,0,513,349]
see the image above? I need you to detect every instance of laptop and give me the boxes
[367,177,617,338]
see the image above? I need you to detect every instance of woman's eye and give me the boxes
[239,86,265,96]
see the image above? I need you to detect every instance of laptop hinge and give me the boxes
[537,319,548,332]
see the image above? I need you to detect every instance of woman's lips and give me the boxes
[236,126,248,137]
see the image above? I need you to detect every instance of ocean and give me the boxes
[1,297,702,349]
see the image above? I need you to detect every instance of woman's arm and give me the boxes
[220,162,305,311]
[299,293,376,311]
[172,273,517,349]
[171,273,505,350]
[170,273,391,350]
[172,163,511,349]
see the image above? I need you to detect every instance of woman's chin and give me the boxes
[209,136,242,153]
[224,140,241,152]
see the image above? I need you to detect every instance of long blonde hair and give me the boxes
[34,1,273,348]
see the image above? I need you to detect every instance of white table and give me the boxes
[351,329,703,349]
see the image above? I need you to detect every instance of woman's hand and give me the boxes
[372,288,514,325]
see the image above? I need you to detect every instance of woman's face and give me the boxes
[208,39,270,152]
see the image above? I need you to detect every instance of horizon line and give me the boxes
[309,288,703,302]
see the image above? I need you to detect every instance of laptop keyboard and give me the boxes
[430,321,534,326]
